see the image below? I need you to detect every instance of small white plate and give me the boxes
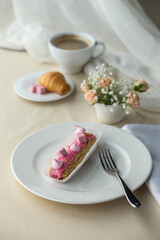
[11,122,152,204]
[14,72,74,102]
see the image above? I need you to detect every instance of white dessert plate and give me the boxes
[11,122,152,204]
[14,72,74,102]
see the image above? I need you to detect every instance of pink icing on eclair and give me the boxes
[50,126,96,180]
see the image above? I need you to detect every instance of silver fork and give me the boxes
[99,149,142,208]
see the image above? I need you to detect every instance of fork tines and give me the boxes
[99,149,117,170]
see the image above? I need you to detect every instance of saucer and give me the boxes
[14,72,74,102]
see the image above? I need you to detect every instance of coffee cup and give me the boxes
[49,31,105,74]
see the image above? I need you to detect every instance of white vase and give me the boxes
[94,103,126,124]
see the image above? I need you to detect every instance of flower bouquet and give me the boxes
[80,63,149,124]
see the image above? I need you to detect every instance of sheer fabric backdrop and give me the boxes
[1,0,160,111]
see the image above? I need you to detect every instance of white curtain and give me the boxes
[1,0,160,111]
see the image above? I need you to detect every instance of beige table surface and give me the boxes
[1,49,160,240]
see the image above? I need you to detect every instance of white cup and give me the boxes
[49,31,105,74]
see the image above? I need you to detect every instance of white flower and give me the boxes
[122,103,126,109]
[113,95,118,100]
[101,88,105,94]
[102,63,105,67]
[113,102,118,106]
[109,72,113,76]
[126,110,130,115]
[94,96,98,100]
[109,91,113,95]
[83,80,86,83]
[119,90,123,95]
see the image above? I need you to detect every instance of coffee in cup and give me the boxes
[52,35,92,50]
[49,32,105,74]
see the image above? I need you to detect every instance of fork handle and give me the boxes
[116,174,142,208]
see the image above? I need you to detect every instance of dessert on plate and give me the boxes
[38,71,71,95]
[49,125,99,182]
[29,84,47,95]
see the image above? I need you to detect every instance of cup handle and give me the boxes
[91,41,105,59]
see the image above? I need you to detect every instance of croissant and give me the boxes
[38,72,71,95]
